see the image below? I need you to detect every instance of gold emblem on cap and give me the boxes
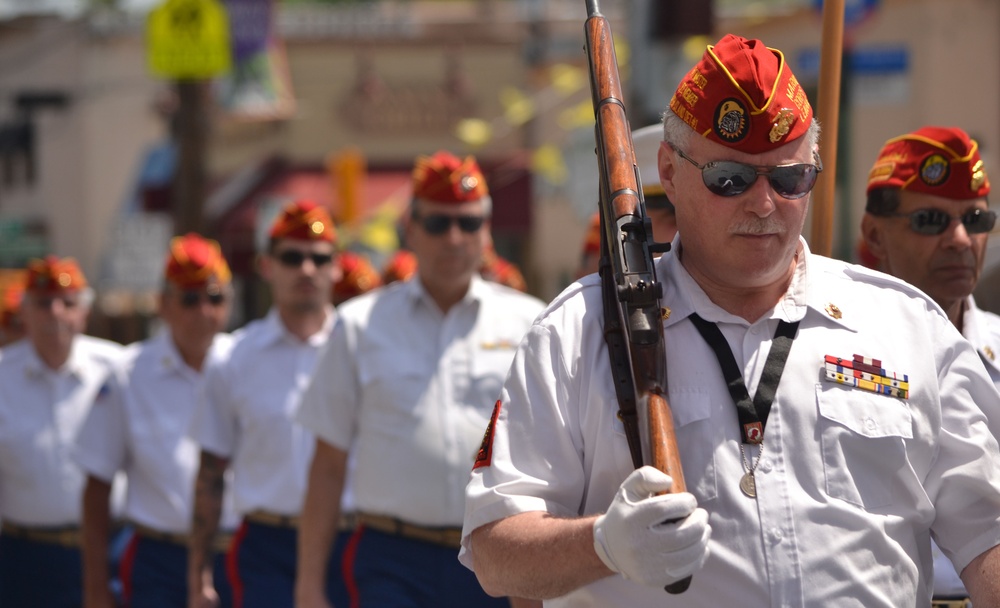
[310,220,325,235]
[971,159,987,192]
[825,303,842,319]
[714,99,747,142]
[661,306,671,320]
[920,154,950,187]
[58,273,72,287]
[985,346,996,362]
[460,175,479,193]
[769,109,796,144]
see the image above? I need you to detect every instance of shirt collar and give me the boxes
[404,273,483,311]
[261,306,336,347]
[660,236,850,330]
[23,338,86,379]
[962,295,1000,372]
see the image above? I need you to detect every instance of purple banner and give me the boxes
[224,0,272,62]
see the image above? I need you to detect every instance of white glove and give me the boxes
[593,466,711,588]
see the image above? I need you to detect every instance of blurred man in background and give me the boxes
[295,151,545,608]
[76,234,238,608]
[861,125,1000,602]
[187,200,342,608]
[0,256,122,607]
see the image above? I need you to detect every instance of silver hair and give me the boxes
[660,106,822,155]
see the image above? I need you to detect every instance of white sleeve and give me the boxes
[295,316,358,451]
[73,369,128,483]
[188,355,238,457]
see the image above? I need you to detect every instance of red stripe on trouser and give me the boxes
[118,532,140,606]
[343,526,365,608]
[226,522,249,608]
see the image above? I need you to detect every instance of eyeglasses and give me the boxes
[179,290,227,308]
[884,208,997,236]
[274,250,335,268]
[412,212,486,235]
[30,295,81,309]
[671,144,822,199]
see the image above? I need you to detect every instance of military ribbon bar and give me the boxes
[822,354,909,399]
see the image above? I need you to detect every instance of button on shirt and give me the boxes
[189,308,333,516]
[0,336,122,526]
[297,276,544,527]
[460,237,1000,607]
[74,331,239,534]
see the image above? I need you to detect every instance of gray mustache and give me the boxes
[729,217,785,235]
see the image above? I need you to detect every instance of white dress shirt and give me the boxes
[74,330,239,533]
[461,237,1000,607]
[0,335,122,526]
[297,275,545,527]
[189,308,333,516]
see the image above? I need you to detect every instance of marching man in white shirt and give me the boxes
[294,151,546,608]
[187,200,341,608]
[0,256,122,607]
[76,233,238,608]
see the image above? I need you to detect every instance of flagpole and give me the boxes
[810,0,845,257]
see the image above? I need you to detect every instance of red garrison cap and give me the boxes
[670,34,812,153]
[24,256,87,292]
[412,151,489,204]
[333,251,382,304]
[165,233,232,289]
[866,126,990,199]
[382,250,418,284]
[269,199,337,243]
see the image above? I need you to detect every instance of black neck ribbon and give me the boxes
[688,313,799,445]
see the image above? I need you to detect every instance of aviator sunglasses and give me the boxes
[274,250,335,268]
[671,144,823,200]
[412,212,486,235]
[884,207,997,236]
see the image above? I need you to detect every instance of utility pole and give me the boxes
[173,80,208,235]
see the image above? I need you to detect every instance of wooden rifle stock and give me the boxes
[584,0,690,594]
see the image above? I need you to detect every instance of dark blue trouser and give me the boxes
[346,526,508,608]
[0,534,82,608]
[121,533,233,608]
[229,521,345,608]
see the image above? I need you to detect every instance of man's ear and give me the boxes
[256,252,271,280]
[658,141,678,200]
[860,214,887,260]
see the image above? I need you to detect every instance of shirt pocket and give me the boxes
[357,350,433,424]
[816,385,913,510]
[468,347,518,407]
[670,389,719,503]
[611,389,718,502]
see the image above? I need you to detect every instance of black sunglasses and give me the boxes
[412,212,485,235]
[179,290,227,308]
[671,144,822,199]
[884,207,997,236]
[274,250,334,268]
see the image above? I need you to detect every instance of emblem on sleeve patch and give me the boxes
[473,400,502,470]
[822,354,909,399]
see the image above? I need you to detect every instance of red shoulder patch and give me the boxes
[473,400,502,470]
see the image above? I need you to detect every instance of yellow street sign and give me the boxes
[147,0,232,79]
